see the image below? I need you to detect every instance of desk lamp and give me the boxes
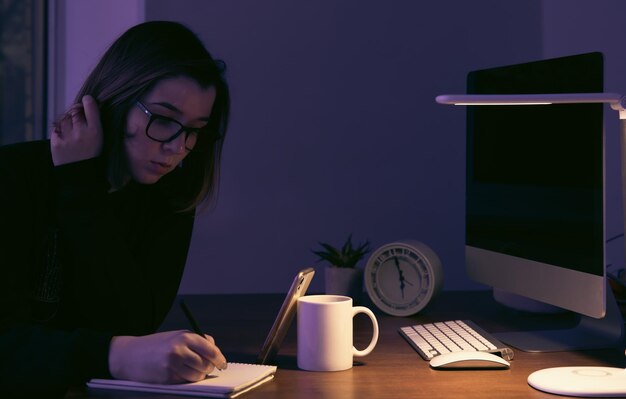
[437,92,626,397]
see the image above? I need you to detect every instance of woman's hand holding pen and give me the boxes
[51,94,103,166]
[108,330,228,384]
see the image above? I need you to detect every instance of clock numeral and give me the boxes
[416,261,428,274]
[379,295,394,308]
[409,297,421,307]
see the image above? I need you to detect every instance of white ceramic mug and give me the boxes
[297,295,379,371]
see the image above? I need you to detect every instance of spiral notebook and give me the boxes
[87,362,277,398]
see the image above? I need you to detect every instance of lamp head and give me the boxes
[436,93,623,106]
[436,93,626,118]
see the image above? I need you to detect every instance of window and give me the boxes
[0,0,47,145]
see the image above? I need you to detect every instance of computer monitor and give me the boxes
[465,52,624,352]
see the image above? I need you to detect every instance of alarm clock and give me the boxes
[364,240,443,316]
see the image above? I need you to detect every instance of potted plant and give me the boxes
[312,235,370,300]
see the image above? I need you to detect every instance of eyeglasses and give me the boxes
[135,101,221,152]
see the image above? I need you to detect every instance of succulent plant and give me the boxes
[312,234,370,268]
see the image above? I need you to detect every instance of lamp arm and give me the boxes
[619,118,626,275]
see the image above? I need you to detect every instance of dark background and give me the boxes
[50,0,626,294]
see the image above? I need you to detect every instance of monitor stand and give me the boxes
[494,282,624,352]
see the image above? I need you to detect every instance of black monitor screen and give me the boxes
[466,52,604,276]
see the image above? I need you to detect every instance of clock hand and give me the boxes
[394,257,406,298]
[394,257,415,288]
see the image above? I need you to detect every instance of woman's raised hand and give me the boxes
[51,95,103,166]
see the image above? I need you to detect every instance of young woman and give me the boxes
[0,21,230,396]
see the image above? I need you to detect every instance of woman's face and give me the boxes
[123,76,216,185]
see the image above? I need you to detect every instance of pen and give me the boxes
[180,300,228,371]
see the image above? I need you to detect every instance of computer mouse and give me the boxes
[429,351,510,370]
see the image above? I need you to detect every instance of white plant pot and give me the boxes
[324,267,364,300]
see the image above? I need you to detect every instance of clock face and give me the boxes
[365,241,442,316]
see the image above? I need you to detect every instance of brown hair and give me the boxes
[71,20,230,212]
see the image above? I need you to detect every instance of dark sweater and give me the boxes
[0,140,195,396]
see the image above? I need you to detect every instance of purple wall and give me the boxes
[146,1,543,294]
[51,0,144,119]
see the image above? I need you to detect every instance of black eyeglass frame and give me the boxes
[135,101,221,152]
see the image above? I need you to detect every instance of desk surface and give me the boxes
[68,291,626,399]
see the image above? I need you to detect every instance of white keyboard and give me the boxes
[399,320,514,361]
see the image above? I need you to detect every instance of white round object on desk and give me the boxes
[528,366,626,397]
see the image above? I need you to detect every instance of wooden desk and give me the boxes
[68,291,626,399]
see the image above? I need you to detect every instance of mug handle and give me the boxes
[352,306,379,357]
